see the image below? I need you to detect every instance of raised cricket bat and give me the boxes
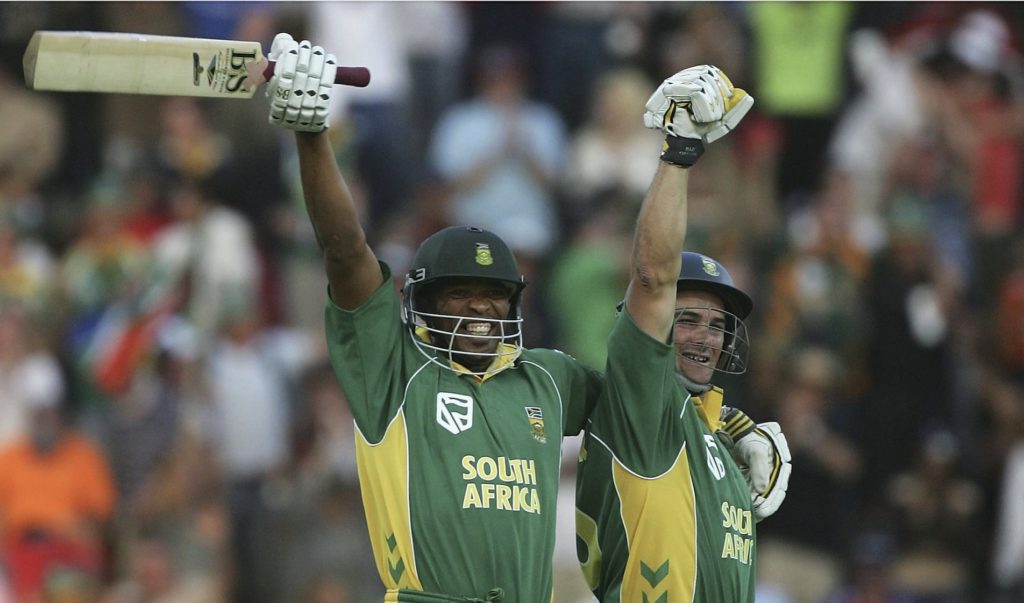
[23,30,370,98]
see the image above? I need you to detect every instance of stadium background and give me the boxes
[0,2,1023,602]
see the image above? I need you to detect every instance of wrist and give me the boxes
[659,135,704,167]
[721,406,756,441]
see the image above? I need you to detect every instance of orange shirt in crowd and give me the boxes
[0,432,117,541]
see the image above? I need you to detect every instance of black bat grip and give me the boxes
[263,61,371,88]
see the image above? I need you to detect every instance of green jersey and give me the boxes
[325,264,602,602]
[575,310,756,603]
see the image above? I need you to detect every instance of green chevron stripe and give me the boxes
[641,560,669,586]
[388,557,405,582]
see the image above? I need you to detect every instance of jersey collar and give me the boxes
[692,386,725,431]
[416,327,521,381]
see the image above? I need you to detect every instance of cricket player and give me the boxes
[575,66,792,602]
[265,34,602,601]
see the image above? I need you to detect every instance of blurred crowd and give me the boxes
[0,2,1023,603]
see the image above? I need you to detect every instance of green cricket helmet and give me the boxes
[675,252,752,376]
[402,226,526,373]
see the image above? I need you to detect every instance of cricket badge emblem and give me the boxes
[701,256,720,276]
[475,243,494,266]
[525,407,546,443]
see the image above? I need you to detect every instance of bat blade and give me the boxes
[23,31,371,98]
[25,31,267,98]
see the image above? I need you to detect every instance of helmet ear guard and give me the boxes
[718,311,750,374]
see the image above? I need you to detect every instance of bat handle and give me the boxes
[263,61,371,88]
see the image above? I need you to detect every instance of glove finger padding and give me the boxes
[269,32,296,60]
[662,73,725,123]
[703,90,754,143]
[295,44,323,130]
[644,81,714,140]
[268,35,299,121]
[643,70,705,137]
[267,34,297,90]
[753,455,791,522]
[268,37,335,133]
[748,422,791,522]
[313,53,337,132]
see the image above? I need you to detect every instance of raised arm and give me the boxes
[294,133,382,308]
[626,163,691,339]
[267,33,383,309]
[625,66,753,340]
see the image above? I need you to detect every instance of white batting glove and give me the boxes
[266,33,337,133]
[644,66,753,166]
[719,407,792,522]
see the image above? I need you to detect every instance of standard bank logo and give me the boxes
[437,392,474,434]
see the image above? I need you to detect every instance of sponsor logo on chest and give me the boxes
[436,392,474,434]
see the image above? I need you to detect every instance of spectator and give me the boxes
[861,195,957,505]
[398,3,469,157]
[885,430,983,600]
[747,1,855,207]
[308,2,415,236]
[58,181,150,321]
[916,10,1024,309]
[58,179,177,403]
[827,27,926,252]
[0,304,63,447]
[124,435,229,603]
[758,347,863,603]
[105,337,194,518]
[101,528,219,603]
[206,292,317,603]
[535,3,623,131]
[546,188,631,369]
[563,67,661,209]
[428,43,567,262]
[0,217,56,316]
[757,175,871,394]
[0,390,117,602]
[150,178,261,339]
[250,364,378,602]
[0,60,64,239]
[153,98,235,208]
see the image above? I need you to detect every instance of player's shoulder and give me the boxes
[519,346,584,367]
[517,347,603,386]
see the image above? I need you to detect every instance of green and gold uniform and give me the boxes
[576,310,756,603]
[326,265,602,602]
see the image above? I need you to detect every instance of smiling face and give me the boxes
[673,290,728,386]
[429,278,515,371]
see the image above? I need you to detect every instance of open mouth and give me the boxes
[682,352,711,365]
[461,321,495,336]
